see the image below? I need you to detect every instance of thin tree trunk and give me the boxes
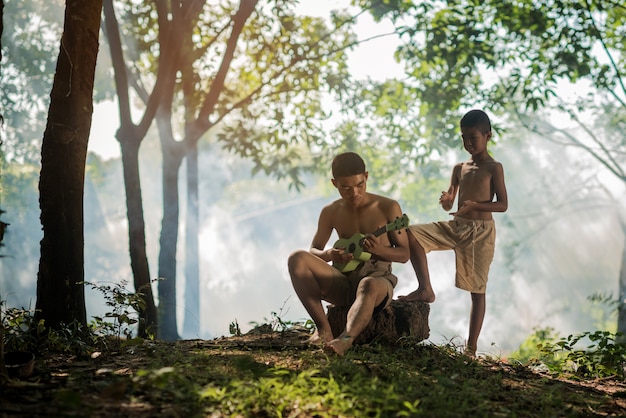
[183,142,200,338]
[177,0,258,341]
[36,0,103,329]
[156,110,184,341]
[617,216,626,342]
[120,138,158,337]
[103,0,180,339]
[0,0,7,383]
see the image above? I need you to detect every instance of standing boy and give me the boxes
[288,152,409,355]
[400,109,508,357]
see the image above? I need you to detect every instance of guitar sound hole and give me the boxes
[348,244,356,253]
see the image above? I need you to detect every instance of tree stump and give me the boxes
[327,300,430,345]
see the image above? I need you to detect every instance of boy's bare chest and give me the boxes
[458,162,495,202]
[460,162,493,186]
[334,211,388,239]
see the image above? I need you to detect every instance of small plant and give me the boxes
[1,304,99,356]
[45,320,101,355]
[512,327,626,379]
[229,319,242,336]
[509,327,560,364]
[84,280,147,345]
[538,331,626,379]
[1,306,44,353]
[250,298,293,332]
[247,297,315,334]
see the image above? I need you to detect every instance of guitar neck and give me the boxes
[369,215,408,238]
[371,224,388,238]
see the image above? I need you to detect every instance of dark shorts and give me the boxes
[327,260,397,313]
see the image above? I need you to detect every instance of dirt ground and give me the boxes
[1,329,626,417]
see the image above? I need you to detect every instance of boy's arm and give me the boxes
[310,206,353,265]
[489,162,508,212]
[309,206,334,262]
[440,164,461,211]
[363,201,410,263]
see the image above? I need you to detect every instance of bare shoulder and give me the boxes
[485,158,505,173]
[369,192,398,205]
[483,155,502,165]
[320,198,343,216]
[452,161,464,175]
[368,193,402,215]
[476,158,506,184]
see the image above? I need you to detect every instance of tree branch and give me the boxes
[562,102,626,180]
[583,0,626,108]
[516,110,626,184]
[191,0,258,139]
[103,0,182,140]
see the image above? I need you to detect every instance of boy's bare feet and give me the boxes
[305,330,333,346]
[326,335,354,356]
[398,288,436,303]
[463,346,476,359]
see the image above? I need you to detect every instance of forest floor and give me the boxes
[1,328,626,417]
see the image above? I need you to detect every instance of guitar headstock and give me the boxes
[387,214,409,231]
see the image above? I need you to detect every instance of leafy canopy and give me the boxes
[349,0,626,157]
[110,0,361,188]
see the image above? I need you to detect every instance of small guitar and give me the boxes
[332,214,410,273]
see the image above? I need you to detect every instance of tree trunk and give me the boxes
[156,111,184,341]
[617,217,626,342]
[176,0,258,340]
[183,142,200,338]
[119,138,158,338]
[35,0,103,329]
[0,0,7,384]
[102,0,175,339]
[327,300,430,345]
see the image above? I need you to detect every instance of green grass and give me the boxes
[3,299,626,417]
[2,333,625,417]
[109,337,625,417]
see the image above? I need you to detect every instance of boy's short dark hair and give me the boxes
[460,109,492,134]
[332,152,366,179]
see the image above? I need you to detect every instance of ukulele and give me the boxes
[332,214,409,273]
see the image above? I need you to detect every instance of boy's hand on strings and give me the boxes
[362,234,382,255]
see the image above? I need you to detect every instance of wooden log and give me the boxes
[327,300,430,345]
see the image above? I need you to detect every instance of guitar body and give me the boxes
[332,214,409,273]
[332,234,373,273]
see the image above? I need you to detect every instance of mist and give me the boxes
[1,0,624,364]
[1,123,624,357]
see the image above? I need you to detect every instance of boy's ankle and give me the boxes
[463,345,476,358]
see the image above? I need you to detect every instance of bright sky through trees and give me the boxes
[87,0,402,160]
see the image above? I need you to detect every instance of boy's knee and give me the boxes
[288,249,309,272]
[356,277,390,309]
[356,277,383,295]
